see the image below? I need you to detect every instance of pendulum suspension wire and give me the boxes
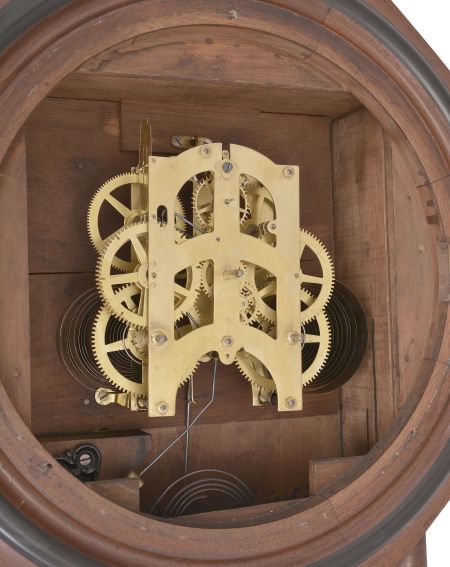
[184,378,194,480]
[138,358,217,477]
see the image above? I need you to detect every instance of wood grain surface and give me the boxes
[86,478,141,512]
[0,132,32,426]
[332,108,396,452]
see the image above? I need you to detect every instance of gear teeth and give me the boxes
[301,308,331,386]
[179,360,200,386]
[234,300,331,392]
[235,355,276,395]
[198,260,214,298]
[91,298,147,396]
[192,176,214,232]
[88,172,186,270]
[242,262,277,326]
[174,263,203,322]
[298,228,335,324]
[192,175,251,231]
[96,222,148,329]
[87,172,141,272]
[238,185,251,225]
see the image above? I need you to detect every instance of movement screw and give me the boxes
[171,136,183,148]
[79,453,93,466]
[287,331,301,345]
[222,336,234,347]
[157,401,168,414]
[151,331,168,346]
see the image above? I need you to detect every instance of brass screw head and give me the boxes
[137,398,148,410]
[283,166,295,178]
[222,335,234,347]
[285,397,297,409]
[287,331,301,345]
[157,401,168,414]
[199,145,211,157]
[151,331,168,346]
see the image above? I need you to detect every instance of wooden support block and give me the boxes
[86,478,141,512]
[332,108,396,451]
[0,131,31,427]
[309,456,362,495]
[41,431,151,481]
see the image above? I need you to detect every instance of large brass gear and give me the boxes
[298,229,334,322]
[87,172,186,271]
[192,174,250,232]
[92,287,147,397]
[242,231,334,325]
[235,290,331,395]
[96,222,201,328]
[93,287,200,396]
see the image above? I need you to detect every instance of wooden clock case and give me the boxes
[0,1,448,565]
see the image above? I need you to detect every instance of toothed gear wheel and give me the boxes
[174,263,203,323]
[192,174,250,231]
[87,172,186,271]
[129,327,148,363]
[199,260,214,298]
[93,297,199,395]
[298,229,335,323]
[96,222,201,328]
[235,290,331,393]
[193,289,214,327]
[242,263,277,325]
[92,287,147,397]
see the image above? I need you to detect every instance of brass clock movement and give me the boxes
[86,123,336,417]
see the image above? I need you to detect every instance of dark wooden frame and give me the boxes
[0,1,448,565]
